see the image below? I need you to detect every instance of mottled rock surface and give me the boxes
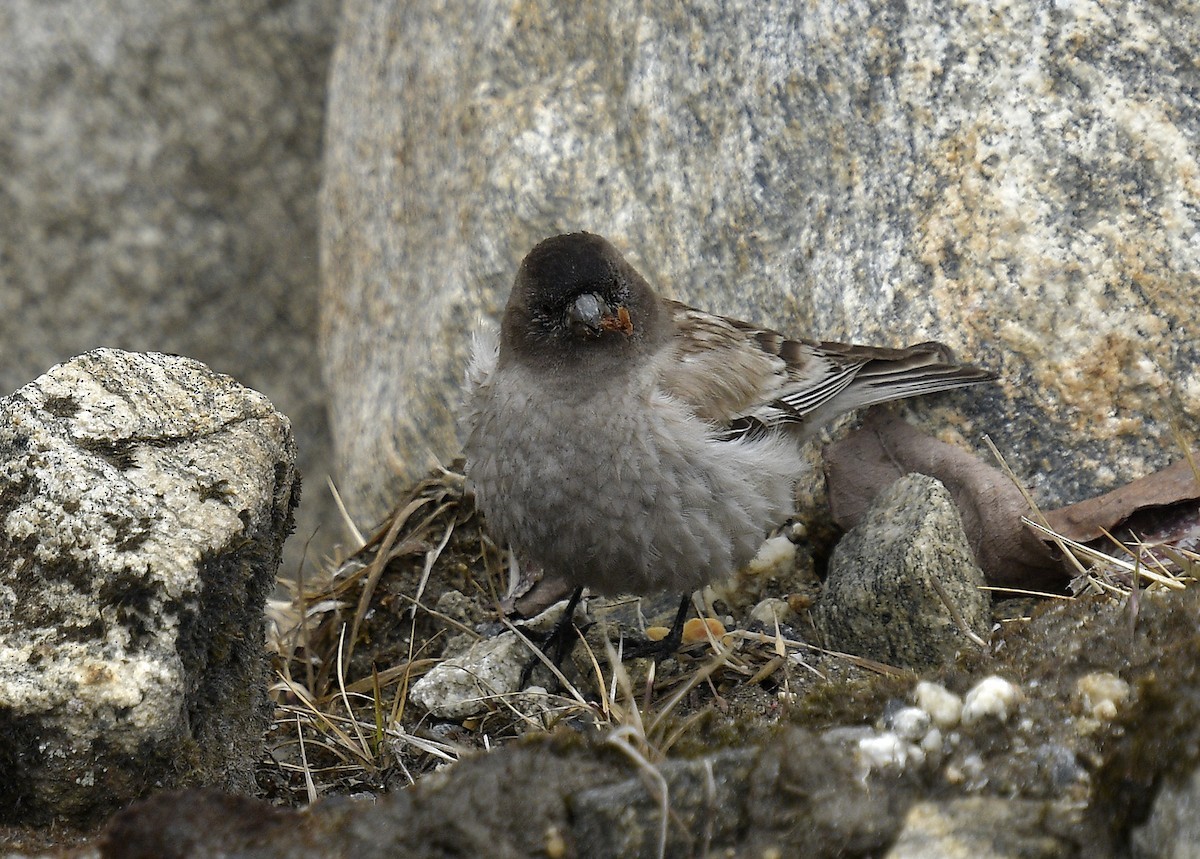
[1130,765,1200,859]
[320,0,1198,527]
[885,798,1070,859]
[95,729,918,859]
[0,349,297,823]
[0,0,340,570]
[818,473,990,669]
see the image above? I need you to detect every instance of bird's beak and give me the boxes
[569,293,634,337]
[569,293,607,335]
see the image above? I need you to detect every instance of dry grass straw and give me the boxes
[266,477,808,802]
[265,434,1200,801]
[984,435,1198,600]
[267,467,479,796]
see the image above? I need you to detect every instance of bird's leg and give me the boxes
[545,586,585,665]
[518,586,587,688]
[623,593,692,659]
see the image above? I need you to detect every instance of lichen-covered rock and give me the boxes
[817,473,990,669]
[0,349,298,824]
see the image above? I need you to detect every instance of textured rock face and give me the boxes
[0,349,298,824]
[321,0,1198,527]
[818,473,990,669]
[0,0,339,569]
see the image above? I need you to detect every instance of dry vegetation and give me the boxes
[258,449,1198,806]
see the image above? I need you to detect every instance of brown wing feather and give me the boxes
[656,300,792,424]
[656,300,994,436]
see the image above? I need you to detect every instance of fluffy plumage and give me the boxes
[463,231,993,598]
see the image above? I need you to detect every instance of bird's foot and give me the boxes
[517,587,589,689]
[620,593,691,661]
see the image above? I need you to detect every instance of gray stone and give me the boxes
[817,473,989,669]
[408,632,528,720]
[320,0,1199,526]
[0,349,297,824]
[91,726,910,858]
[571,748,756,859]
[0,0,340,570]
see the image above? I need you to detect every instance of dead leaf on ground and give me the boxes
[1040,458,1200,578]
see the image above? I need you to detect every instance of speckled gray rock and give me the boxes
[321,0,1199,527]
[0,349,298,824]
[817,473,989,669]
[0,0,339,570]
[408,632,527,720]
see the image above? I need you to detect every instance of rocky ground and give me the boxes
[87,465,1200,856]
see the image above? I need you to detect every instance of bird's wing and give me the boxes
[653,302,774,422]
[657,300,994,438]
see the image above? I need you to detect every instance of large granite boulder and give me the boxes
[320,0,1198,528]
[0,0,340,568]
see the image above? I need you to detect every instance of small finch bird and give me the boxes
[463,232,993,642]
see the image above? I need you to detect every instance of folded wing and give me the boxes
[657,300,994,440]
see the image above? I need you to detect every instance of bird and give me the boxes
[462,231,994,654]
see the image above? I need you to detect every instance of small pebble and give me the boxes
[749,597,793,626]
[858,731,925,770]
[914,681,963,729]
[544,826,566,859]
[787,592,815,612]
[1075,672,1130,721]
[888,706,932,742]
[681,616,726,644]
[961,676,1021,725]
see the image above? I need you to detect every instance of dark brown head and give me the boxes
[500,232,670,378]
